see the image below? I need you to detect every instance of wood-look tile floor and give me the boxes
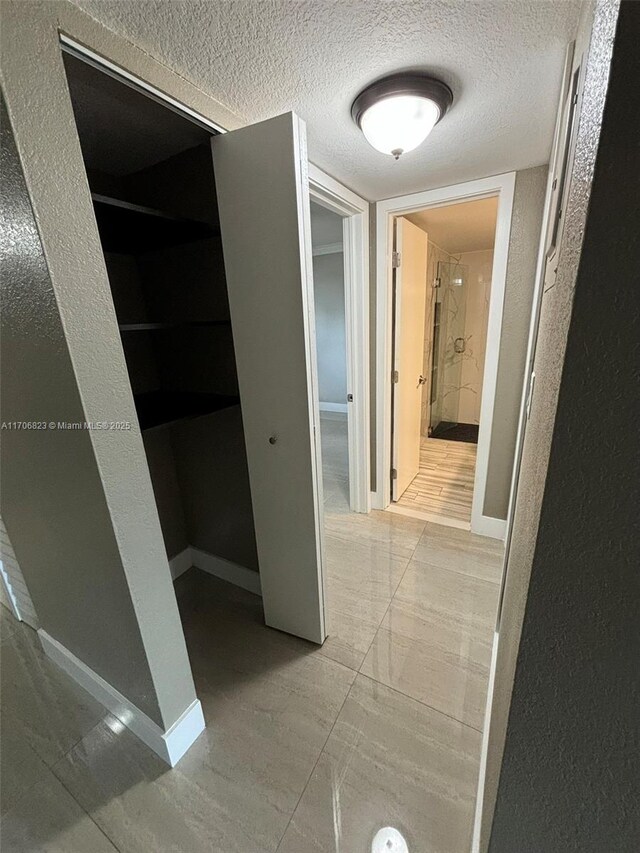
[0,415,502,853]
[395,437,477,523]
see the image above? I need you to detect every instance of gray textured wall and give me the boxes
[483,165,547,519]
[484,2,637,850]
[173,407,259,570]
[313,252,347,405]
[0,0,216,729]
[479,0,611,844]
[0,97,162,722]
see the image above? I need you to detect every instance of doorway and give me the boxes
[376,174,516,537]
[390,198,498,527]
[308,167,371,516]
[60,40,328,645]
[310,203,350,514]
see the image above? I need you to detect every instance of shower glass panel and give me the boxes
[429,259,468,436]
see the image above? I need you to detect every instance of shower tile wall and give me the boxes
[457,250,493,425]
[420,241,451,436]
[439,260,469,427]
[421,245,493,436]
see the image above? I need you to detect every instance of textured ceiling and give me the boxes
[407,196,498,253]
[71,0,582,201]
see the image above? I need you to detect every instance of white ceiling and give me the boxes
[407,196,499,254]
[72,0,582,201]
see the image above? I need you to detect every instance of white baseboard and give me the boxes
[168,548,193,580]
[370,490,384,511]
[0,560,21,621]
[190,547,262,596]
[169,545,262,596]
[319,402,348,414]
[471,515,507,540]
[38,630,205,766]
[472,630,500,853]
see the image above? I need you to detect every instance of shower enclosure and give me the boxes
[429,259,469,437]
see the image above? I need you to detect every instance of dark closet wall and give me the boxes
[73,90,259,572]
[489,3,640,850]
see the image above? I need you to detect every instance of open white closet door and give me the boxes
[392,218,428,502]
[212,113,326,644]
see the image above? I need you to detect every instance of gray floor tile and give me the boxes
[53,571,356,853]
[0,732,49,818]
[277,675,480,853]
[319,534,409,670]
[412,522,504,583]
[0,766,117,853]
[361,561,498,728]
[0,623,105,768]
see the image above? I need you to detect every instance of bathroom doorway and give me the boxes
[391,198,498,525]
[376,174,515,535]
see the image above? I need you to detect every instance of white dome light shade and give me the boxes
[352,73,453,160]
[360,95,440,158]
[371,826,409,853]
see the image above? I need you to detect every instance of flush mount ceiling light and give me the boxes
[351,73,453,160]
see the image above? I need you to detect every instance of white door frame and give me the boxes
[374,173,516,538]
[309,165,371,514]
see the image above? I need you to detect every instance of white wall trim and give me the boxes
[0,518,39,628]
[0,560,22,621]
[370,491,384,510]
[473,515,508,540]
[38,629,205,766]
[309,164,371,515]
[169,545,262,596]
[469,177,515,538]
[60,36,229,136]
[319,401,348,414]
[472,630,500,853]
[374,172,516,540]
[312,241,343,257]
[168,548,193,580]
[190,548,262,596]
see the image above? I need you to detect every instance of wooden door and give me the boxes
[392,218,428,501]
[212,113,326,644]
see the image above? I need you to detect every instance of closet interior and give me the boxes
[62,52,259,576]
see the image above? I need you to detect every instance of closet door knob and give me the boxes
[269,435,278,445]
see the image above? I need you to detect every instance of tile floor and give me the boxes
[0,414,503,853]
[395,437,478,523]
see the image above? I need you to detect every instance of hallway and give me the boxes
[395,437,477,524]
[1,422,503,853]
